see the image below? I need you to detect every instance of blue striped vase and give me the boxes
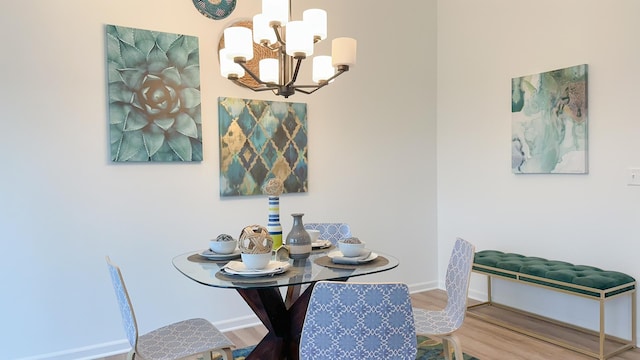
[267,196,283,249]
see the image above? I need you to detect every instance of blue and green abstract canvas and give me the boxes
[511,64,588,173]
[106,25,202,162]
[218,97,308,197]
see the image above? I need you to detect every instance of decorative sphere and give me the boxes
[239,225,273,254]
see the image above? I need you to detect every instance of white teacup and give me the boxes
[307,229,321,243]
[241,252,272,270]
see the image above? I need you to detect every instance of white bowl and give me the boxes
[209,239,237,254]
[241,252,272,270]
[337,240,366,257]
[307,229,321,242]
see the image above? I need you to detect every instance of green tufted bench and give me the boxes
[468,250,636,360]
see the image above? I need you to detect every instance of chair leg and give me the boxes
[443,334,463,360]
[214,348,234,360]
[442,339,453,360]
[126,349,135,360]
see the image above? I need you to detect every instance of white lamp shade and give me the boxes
[259,58,279,83]
[262,0,289,26]
[331,37,357,66]
[286,21,313,58]
[219,48,245,78]
[253,14,276,45]
[312,56,335,83]
[223,27,254,61]
[303,9,327,41]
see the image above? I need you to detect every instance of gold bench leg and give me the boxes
[600,296,605,360]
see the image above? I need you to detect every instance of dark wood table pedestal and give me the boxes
[236,284,314,360]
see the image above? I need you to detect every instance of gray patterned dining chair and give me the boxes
[412,238,475,360]
[106,256,235,360]
[303,222,351,245]
[299,281,417,360]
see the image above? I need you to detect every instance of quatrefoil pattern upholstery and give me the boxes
[300,281,417,360]
[107,260,137,348]
[106,257,234,360]
[413,238,475,360]
[304,223,351,245]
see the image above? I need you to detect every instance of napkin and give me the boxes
[331,250,373,265]
[223,260,289,273]
[312,240,332,249]
[224,261,256,272]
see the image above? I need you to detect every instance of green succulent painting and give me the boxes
[106,25,202,162]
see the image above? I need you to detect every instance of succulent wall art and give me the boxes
[106,25,202,162]
[218,97,308,196]
[512,64,588,174]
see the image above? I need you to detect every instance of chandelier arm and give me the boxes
[263,43,281,51]
[291,65,349,92]
[323,65,349,84]
[294,88,317,95]
[236,61,265,85]
[285,58,304,87]
[271,24,286,47]
[230,78,279,92]
[290,84,323,89]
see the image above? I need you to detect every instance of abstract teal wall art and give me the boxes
[511,64,588,174]
[106,25,202,162]
[218,97,308,197]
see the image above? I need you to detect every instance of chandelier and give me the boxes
[219,0,357,98]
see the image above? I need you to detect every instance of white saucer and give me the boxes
[327,250,378,264]
[312,240,332,249]
[200,249,241,261]
[222,260,290,277]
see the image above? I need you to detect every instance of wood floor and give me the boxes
[103,289,640,360]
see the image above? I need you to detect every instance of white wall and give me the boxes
[0,0,437,359]
[437,0,640,339]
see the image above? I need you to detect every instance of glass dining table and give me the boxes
[172,246,399,360]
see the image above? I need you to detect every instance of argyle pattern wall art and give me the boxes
[218,97,308,196]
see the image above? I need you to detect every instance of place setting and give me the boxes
[315,237,388,269]
[191,234,242,263]
[215,225,295,281]
[308,229,333,251]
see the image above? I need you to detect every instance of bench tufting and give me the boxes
[468,250,637,360]
[473,250,636,298]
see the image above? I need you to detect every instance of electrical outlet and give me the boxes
[628,168,640,186]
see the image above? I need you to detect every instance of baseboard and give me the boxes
[214,314,262,333]
[408,280,439,294]
[15,315,262,360]
[14,340,129,360]
[467,287,487,302]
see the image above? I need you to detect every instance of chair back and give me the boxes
[106,256,138,349]
[443,238,476,330]
[303,223,351,245]
[300,281,417,360]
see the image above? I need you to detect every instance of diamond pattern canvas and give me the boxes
[218,97,308,196]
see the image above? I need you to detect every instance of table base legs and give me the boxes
[236,285,313,360]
